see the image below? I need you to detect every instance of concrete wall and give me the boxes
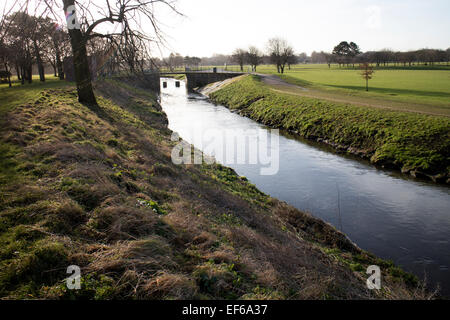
[185,72,243,91]
[113,74,161,93]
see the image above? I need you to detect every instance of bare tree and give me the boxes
[324,52,333,68]
[447,48,450,66]
[44,25,70,79]
[3,12,36,84]
[0,42,12,87]
[267,37,294,74]
[360,62,374,91]
[232,48,246,72]
[27,0,181,107]
[297,52,308,63]
[286,54,297,70]
[246,46,262,72]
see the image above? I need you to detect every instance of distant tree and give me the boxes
[50,26,70,79]
[297,52,308,63]
[324,52,333,68]
[5,13,59,83]
[232,48,247,71]
[349,42,360,57]
[247,46,262,72]
[167,53,177,71]
[4,12,36,84]
[332,41,350,67]
[378,49,394,66]
[0,42,12,86]
[447,48,450,66]
[360,62,374,91]
[201,53,230,66]
[349,42,361,67]
[332,41,360,67]
[267,37,294,74]
[21,0,182,106]
[311,51,331,64]
[310,51,321,63]
[286,54,297,70]
[405,51,416,66]
[173,53,184,68]
[184,56,201,69]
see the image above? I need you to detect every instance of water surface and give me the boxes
[160,78,450,296]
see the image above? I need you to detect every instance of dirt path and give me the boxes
[256,73,449,117]
[257,73,308,91]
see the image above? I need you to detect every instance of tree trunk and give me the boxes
[4,62,11,87]
[366,78,368,91]
[64,0,97,106]
[15,62,21,80]
[20,66,25,85]
[55,46,64,80]
[34,40,45,82]
[51,60,57,77]
[27,64,32,84]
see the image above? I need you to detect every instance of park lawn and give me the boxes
[256,64,450,112]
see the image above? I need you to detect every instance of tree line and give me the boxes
[311,43,450,67]
[0,11,70,87]
[1,0,179,107]
[162,37,296,74]
[161,40,450,75]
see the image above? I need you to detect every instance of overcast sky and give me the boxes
[156,0,450,57]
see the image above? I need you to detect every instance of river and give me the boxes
[160,78,450,296]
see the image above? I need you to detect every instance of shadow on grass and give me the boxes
[278,74,314,87]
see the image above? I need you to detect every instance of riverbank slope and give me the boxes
[0,77,426,299]
[205,75,450,183]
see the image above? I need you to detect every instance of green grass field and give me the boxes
[0,76,72,118]
[261,65,450,106]
[219,64,450,115]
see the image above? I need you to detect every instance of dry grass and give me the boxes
[141,272,198,299]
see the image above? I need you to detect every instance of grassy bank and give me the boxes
[218,64,450,112]
[0,77,427,299]
[207,75,450,183]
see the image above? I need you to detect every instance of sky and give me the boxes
[155,0,450,57]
